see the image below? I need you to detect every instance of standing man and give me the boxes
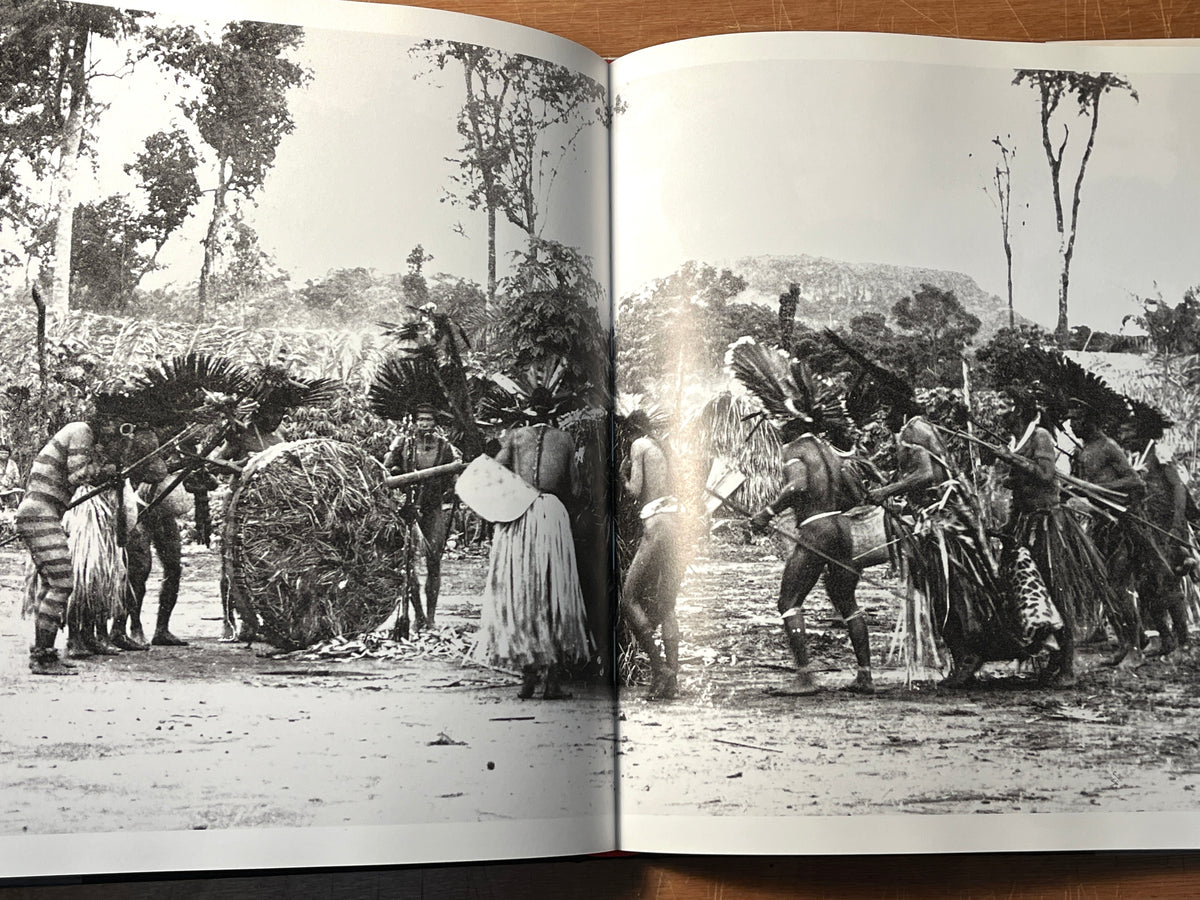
[17,403,134,675]
[1070,401,1148,669]
[0,443,23,510]
[621,410,687,701]
[1119,400,1191,656]
[384,403,461,627]
[110,475,187,649]
[469,392,592,700]
[213,403,286,641]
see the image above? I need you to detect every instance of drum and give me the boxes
[843,504,890,568]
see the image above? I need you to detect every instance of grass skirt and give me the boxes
[472,493,592,669]
[25,485,132,622]
[889,485,1017,678]
[1011,506,1134,642]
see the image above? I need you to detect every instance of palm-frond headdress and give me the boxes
[479,358,581,428]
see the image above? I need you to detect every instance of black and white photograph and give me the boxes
[0,0,616,877]
[610,35,1200,851]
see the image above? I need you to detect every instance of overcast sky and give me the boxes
[74,1,609,299]
[611,36,1200,333]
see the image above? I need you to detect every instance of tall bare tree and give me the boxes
[1014,70,1137,343]
[411,41,607,309]
[982,135,1020,329]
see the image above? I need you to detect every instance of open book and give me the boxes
[3,0,1200,879]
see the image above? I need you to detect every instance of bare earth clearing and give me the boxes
[0,544,614,836]
[3,535,1200,842]
[618,542,1200,818]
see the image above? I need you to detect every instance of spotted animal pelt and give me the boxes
[1005,545,1063,649]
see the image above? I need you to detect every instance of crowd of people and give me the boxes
[7,342,608,699]
[9,320,1197,706]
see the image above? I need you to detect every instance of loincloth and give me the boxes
[640,495,683,520]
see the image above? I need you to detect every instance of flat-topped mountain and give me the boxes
[720,254,1023,339]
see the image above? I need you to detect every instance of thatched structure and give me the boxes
[224,439,409,650]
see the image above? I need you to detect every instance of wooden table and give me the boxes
[6,1,1200,897]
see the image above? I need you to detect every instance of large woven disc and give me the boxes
[225,439,408,650]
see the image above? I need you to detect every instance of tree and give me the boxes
[412,41,608,308]
[401,244,433,306]
[0,2,144,316]
[69,194,154,310]
[148,20,309,320]
[1128,289,1200,355]
[891,284,981,386]
[616,262,751,394]
[1014,69,1137,343]
[208,216,286,325]
[124,128,202,267]
[497,238,606,394]
[981,135,1023,329]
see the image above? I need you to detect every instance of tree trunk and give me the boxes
[487,203,496,310]
[199,157,229,322]
[1055,255,1070,344]
[49,26,90,322]
[1005,242,1014,330]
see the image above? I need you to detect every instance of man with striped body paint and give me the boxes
[17,409,134,675]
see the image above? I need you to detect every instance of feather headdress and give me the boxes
[479,358,582,428]
[375,307,483,458]
[248,364,339,414]
[728,337,851,439]
[821,329,922,423]
[94,353,259,428]
[1124,397,1174,445]
[1034,351,1127,431]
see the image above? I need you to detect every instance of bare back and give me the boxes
[627,435,671,506]
[780,434,851,522]
[498,425,579,502]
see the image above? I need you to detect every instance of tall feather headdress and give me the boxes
[821,329,922,423]
[728,338,851,439]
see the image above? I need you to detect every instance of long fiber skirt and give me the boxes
[472,494,592,669]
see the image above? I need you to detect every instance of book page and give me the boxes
[0,0,615,878]
[611,32,1200,854]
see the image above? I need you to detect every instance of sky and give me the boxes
[611,40,1200,333]
[69,5,610,302]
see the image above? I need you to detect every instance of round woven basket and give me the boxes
[224,439,408,650]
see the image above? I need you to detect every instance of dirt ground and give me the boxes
[618,541,1200,818]
[0,542,614,837]
[4,532,1200,843]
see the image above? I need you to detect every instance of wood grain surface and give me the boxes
[4,2,1200,898]
[372,0,1200,56]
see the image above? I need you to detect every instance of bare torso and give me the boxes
[498,425,578,503]
[779,434,849,522]
[1074,433,1144,503]
[1009,427,1059,513]
[627,436,671,506]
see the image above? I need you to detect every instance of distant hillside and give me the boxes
[715,254,1026,340]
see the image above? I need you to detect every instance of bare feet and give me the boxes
[109,631,150,652]
[844,669,875,694]
[1046,671,1078,689]
[793,668,820,696]
[648,672,679,701]
[151,630,188,647]
[1116,647,1146,670]
[30,649,77,676]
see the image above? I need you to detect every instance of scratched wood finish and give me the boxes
[367,0,1200,57]
[5,853,1200,897]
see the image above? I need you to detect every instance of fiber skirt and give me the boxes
[473,493,592,669]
